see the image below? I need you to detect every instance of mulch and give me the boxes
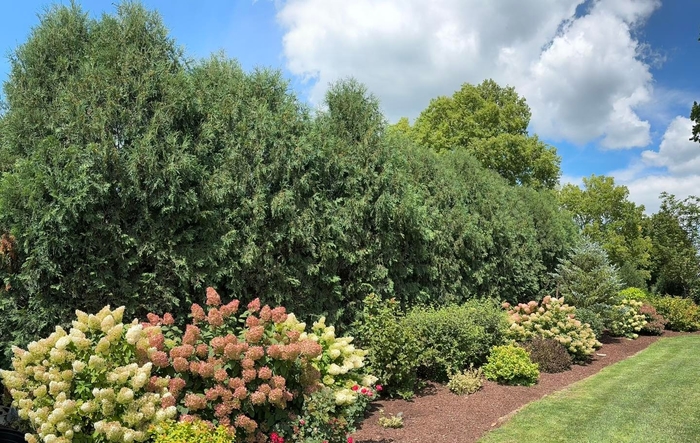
[352,331,695,443]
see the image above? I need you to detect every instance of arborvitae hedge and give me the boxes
[0,2,578,367]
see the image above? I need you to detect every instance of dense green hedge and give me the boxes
[0,3,577,367]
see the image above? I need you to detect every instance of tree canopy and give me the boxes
[404,79,561,189]
[559,175,652,288]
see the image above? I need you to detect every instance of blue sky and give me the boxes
[1,0,699,212]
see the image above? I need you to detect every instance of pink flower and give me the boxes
[149,333,165,350]
[299,419,305,425]
[207,308,224,327]
[183,324,201,345]
[246,346,265,361]
[250,391,266,405]
[184,393,207,411]
[258,366,272,380]
[206,287,222,307]
[168,377,187,396]
[271,307,287,324]
[351,385,359,391]
[196,343,209,359]
[246,315,260,328]
[172,357,189,372]
[242,369,257,383]
[150,351,169,368]
[271,375,286,389]
[376,384,383,392]
[191,303,206,322]
[147,313,161,325]
[245,326,265,343]
[220,300,240,317]
[162,313,175,325]
[247,298,261,313]
[347,438,354,443]
[161,395,176,408]
[211,336,227,354]
[360,388,368,394]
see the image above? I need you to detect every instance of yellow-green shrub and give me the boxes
[150,419,235,443]
[483,344,539,386]
[504,296,601,362]
[649,296,700,332]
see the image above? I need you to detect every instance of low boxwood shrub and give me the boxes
[0,306,176,443]
[403,300,509,381]
[483,344,539,386]
[504,296,601,362]
[639,304,667,335]
[574,307,605,339]
[649,296,700,332]
[446,366,483,395]
[521,338,572,373]
[352,294,420,399]
[606,299,647,338]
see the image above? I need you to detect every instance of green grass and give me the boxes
[479,335,700,443]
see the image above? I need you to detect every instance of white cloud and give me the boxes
[642,116,700,175]
[276,0,659,149]
[613,115,700,213]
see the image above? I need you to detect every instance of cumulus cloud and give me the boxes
[276,0,659,149]
[614,116,700,213]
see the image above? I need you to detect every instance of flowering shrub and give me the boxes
[504,296,601,362]
[0,306,176,443]
[521,338,572,373]
[352,294,420,399]
[483,344,539,386]
[147,288,376,443]
[606,299,647,338]
[639,304,667,335]
[649,296,700,332]
[149,419,236,443]
[573,307,605,339]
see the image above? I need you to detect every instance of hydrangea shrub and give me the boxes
[607,299,647,338]
[146,288,376,443]
[503,296,601,362]
[0,306,176,443]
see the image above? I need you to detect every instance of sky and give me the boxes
[1,0,699,213]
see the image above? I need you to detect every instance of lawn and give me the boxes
[479,335,700,443]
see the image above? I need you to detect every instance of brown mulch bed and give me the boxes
[352,331,694,443]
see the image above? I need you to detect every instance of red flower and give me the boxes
[360,388,368,394]
[351,385,359,391]
[375,384,383,392]
[347,438,354,443]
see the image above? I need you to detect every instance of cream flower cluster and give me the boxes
[302,317,377,405]
[609,299,647,339]
[0,306,176,443]
[504,296,601,361]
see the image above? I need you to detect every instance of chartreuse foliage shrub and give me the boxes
[504,296,601,362]
[149,419,236,443]
[352,294,420,399]
[649,296,700,332]
[403,300,509,381]
[522,338,572,373]
[619,287,650,302]
[606,299,647,338]
[0,306,176,443]
[483,345,539,386]
[0,2,579,369]
[145,288,376,443]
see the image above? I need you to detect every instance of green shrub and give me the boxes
[606,299,647,338]
[553,240,622,308]
[377,410,404,429]
[352,294,420,399]
[403,300,509,381]
[483,344,539,386]
[619,287,650,302]
[447,366,483,395]
[150,420,236,443]
[522,338,572,373]
[574,307,605,339]
[504,296,601,362]
[649,296,700,332]
[639,304,667,335]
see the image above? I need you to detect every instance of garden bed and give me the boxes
[352,331,693,443]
